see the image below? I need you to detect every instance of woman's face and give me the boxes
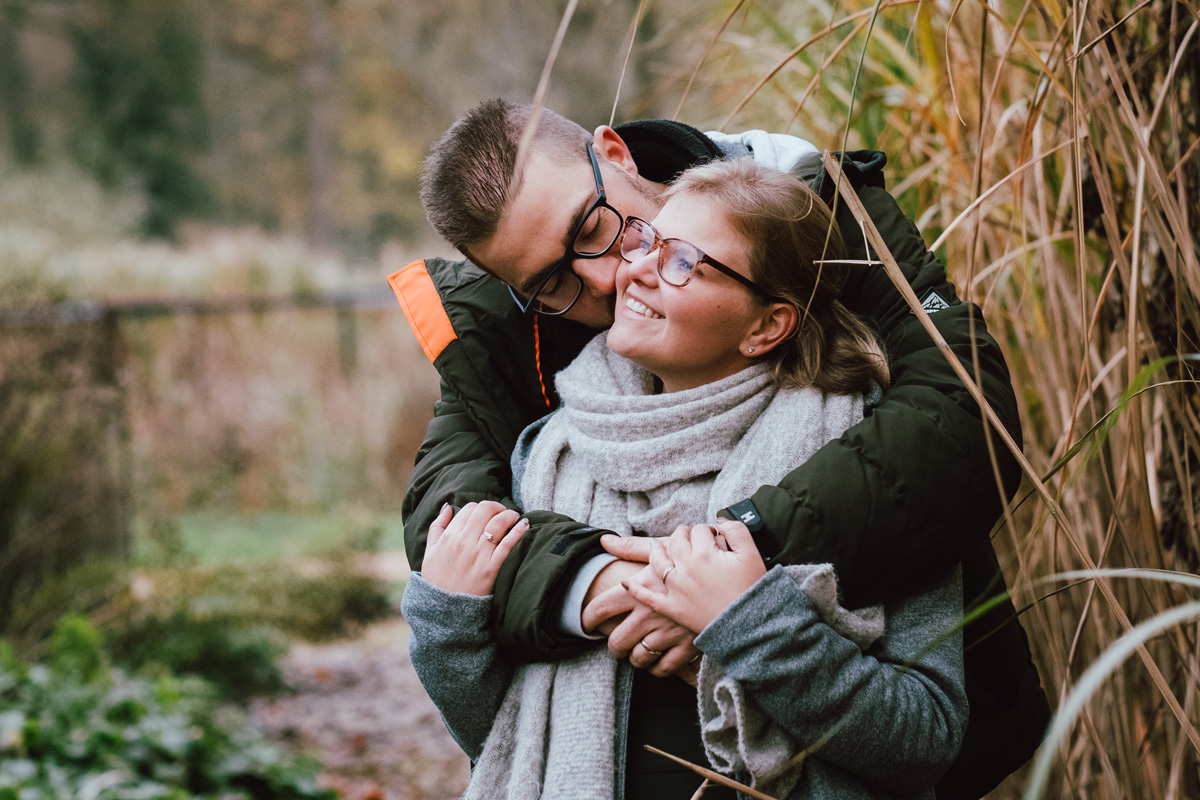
[607,193,767,393]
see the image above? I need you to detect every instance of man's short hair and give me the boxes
[421,99,591,250]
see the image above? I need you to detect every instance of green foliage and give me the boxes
[184,563,393,642]
[0,618,335,800]
[48,614,107,685]
[113,560,393,644]
[102,548,393,699]
[105,612,286,703]
[1,561,127,665]
[3,517,392,700]
[136,512,404,569]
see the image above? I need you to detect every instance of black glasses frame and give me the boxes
[507,141,624,316]
[620,216,768,295]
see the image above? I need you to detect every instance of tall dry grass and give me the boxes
[632,0,1199,796]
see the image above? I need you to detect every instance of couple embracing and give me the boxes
[393,100,1049,800]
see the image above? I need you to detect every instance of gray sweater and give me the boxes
[403,563,966,799]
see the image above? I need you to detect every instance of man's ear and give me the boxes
[593,126,639,178]
[743,302,798,356]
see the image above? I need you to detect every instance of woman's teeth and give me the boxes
[625,297,663,319]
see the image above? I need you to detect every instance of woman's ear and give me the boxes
[593,126,639,178]
[743,302,798,357]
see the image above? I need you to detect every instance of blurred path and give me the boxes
[251,573,470,800]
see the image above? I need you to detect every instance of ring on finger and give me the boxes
[482,531,496,543]
[639,639,664,657]
[661,565,676,583]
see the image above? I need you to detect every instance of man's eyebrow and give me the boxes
[517,199,591,296]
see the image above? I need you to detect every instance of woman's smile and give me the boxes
[622,294,664,320]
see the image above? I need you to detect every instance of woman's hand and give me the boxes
[421,501,529,596]
[596,535,703,679]
[623,518,766,634]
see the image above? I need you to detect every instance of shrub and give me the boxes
[0,617,335,800]
[0,315,130,636]
[105,611,287,703]
[100,559,392,701]
[129,563,392,641]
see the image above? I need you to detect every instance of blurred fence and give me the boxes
[0,286,437,626]
[0,286,399,378]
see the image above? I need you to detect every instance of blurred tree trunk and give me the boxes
[305,0,336,253]
[0,4,39,163]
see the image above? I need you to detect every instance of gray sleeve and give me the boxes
[400,573,513,760]
[694,565,966,795]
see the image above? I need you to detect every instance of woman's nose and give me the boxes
[621,249,659,287]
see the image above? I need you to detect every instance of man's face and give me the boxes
[468,138,662,328]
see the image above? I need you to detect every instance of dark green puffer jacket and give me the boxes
[392,121,1049,800]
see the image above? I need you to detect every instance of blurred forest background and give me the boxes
[2,0,1199,798]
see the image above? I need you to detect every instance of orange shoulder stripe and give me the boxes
[532,316,551,410]
[388,260,457,363]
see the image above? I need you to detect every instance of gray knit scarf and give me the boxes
[465,333,875,800]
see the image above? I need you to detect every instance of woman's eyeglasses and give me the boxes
[619,216,768,295]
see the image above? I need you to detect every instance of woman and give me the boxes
[403,158,966,800]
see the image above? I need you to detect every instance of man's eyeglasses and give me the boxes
[619,216,769,296]
[507,141,624,316]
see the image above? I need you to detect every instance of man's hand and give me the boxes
[580,559,643,634]
[597,534,656,563]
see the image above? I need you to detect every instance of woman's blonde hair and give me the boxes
[665,158,889,394]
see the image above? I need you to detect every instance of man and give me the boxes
[391,99,1048,799]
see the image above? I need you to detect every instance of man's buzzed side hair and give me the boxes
[421,99,592,250]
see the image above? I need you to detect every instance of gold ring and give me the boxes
[640,639,664,657]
